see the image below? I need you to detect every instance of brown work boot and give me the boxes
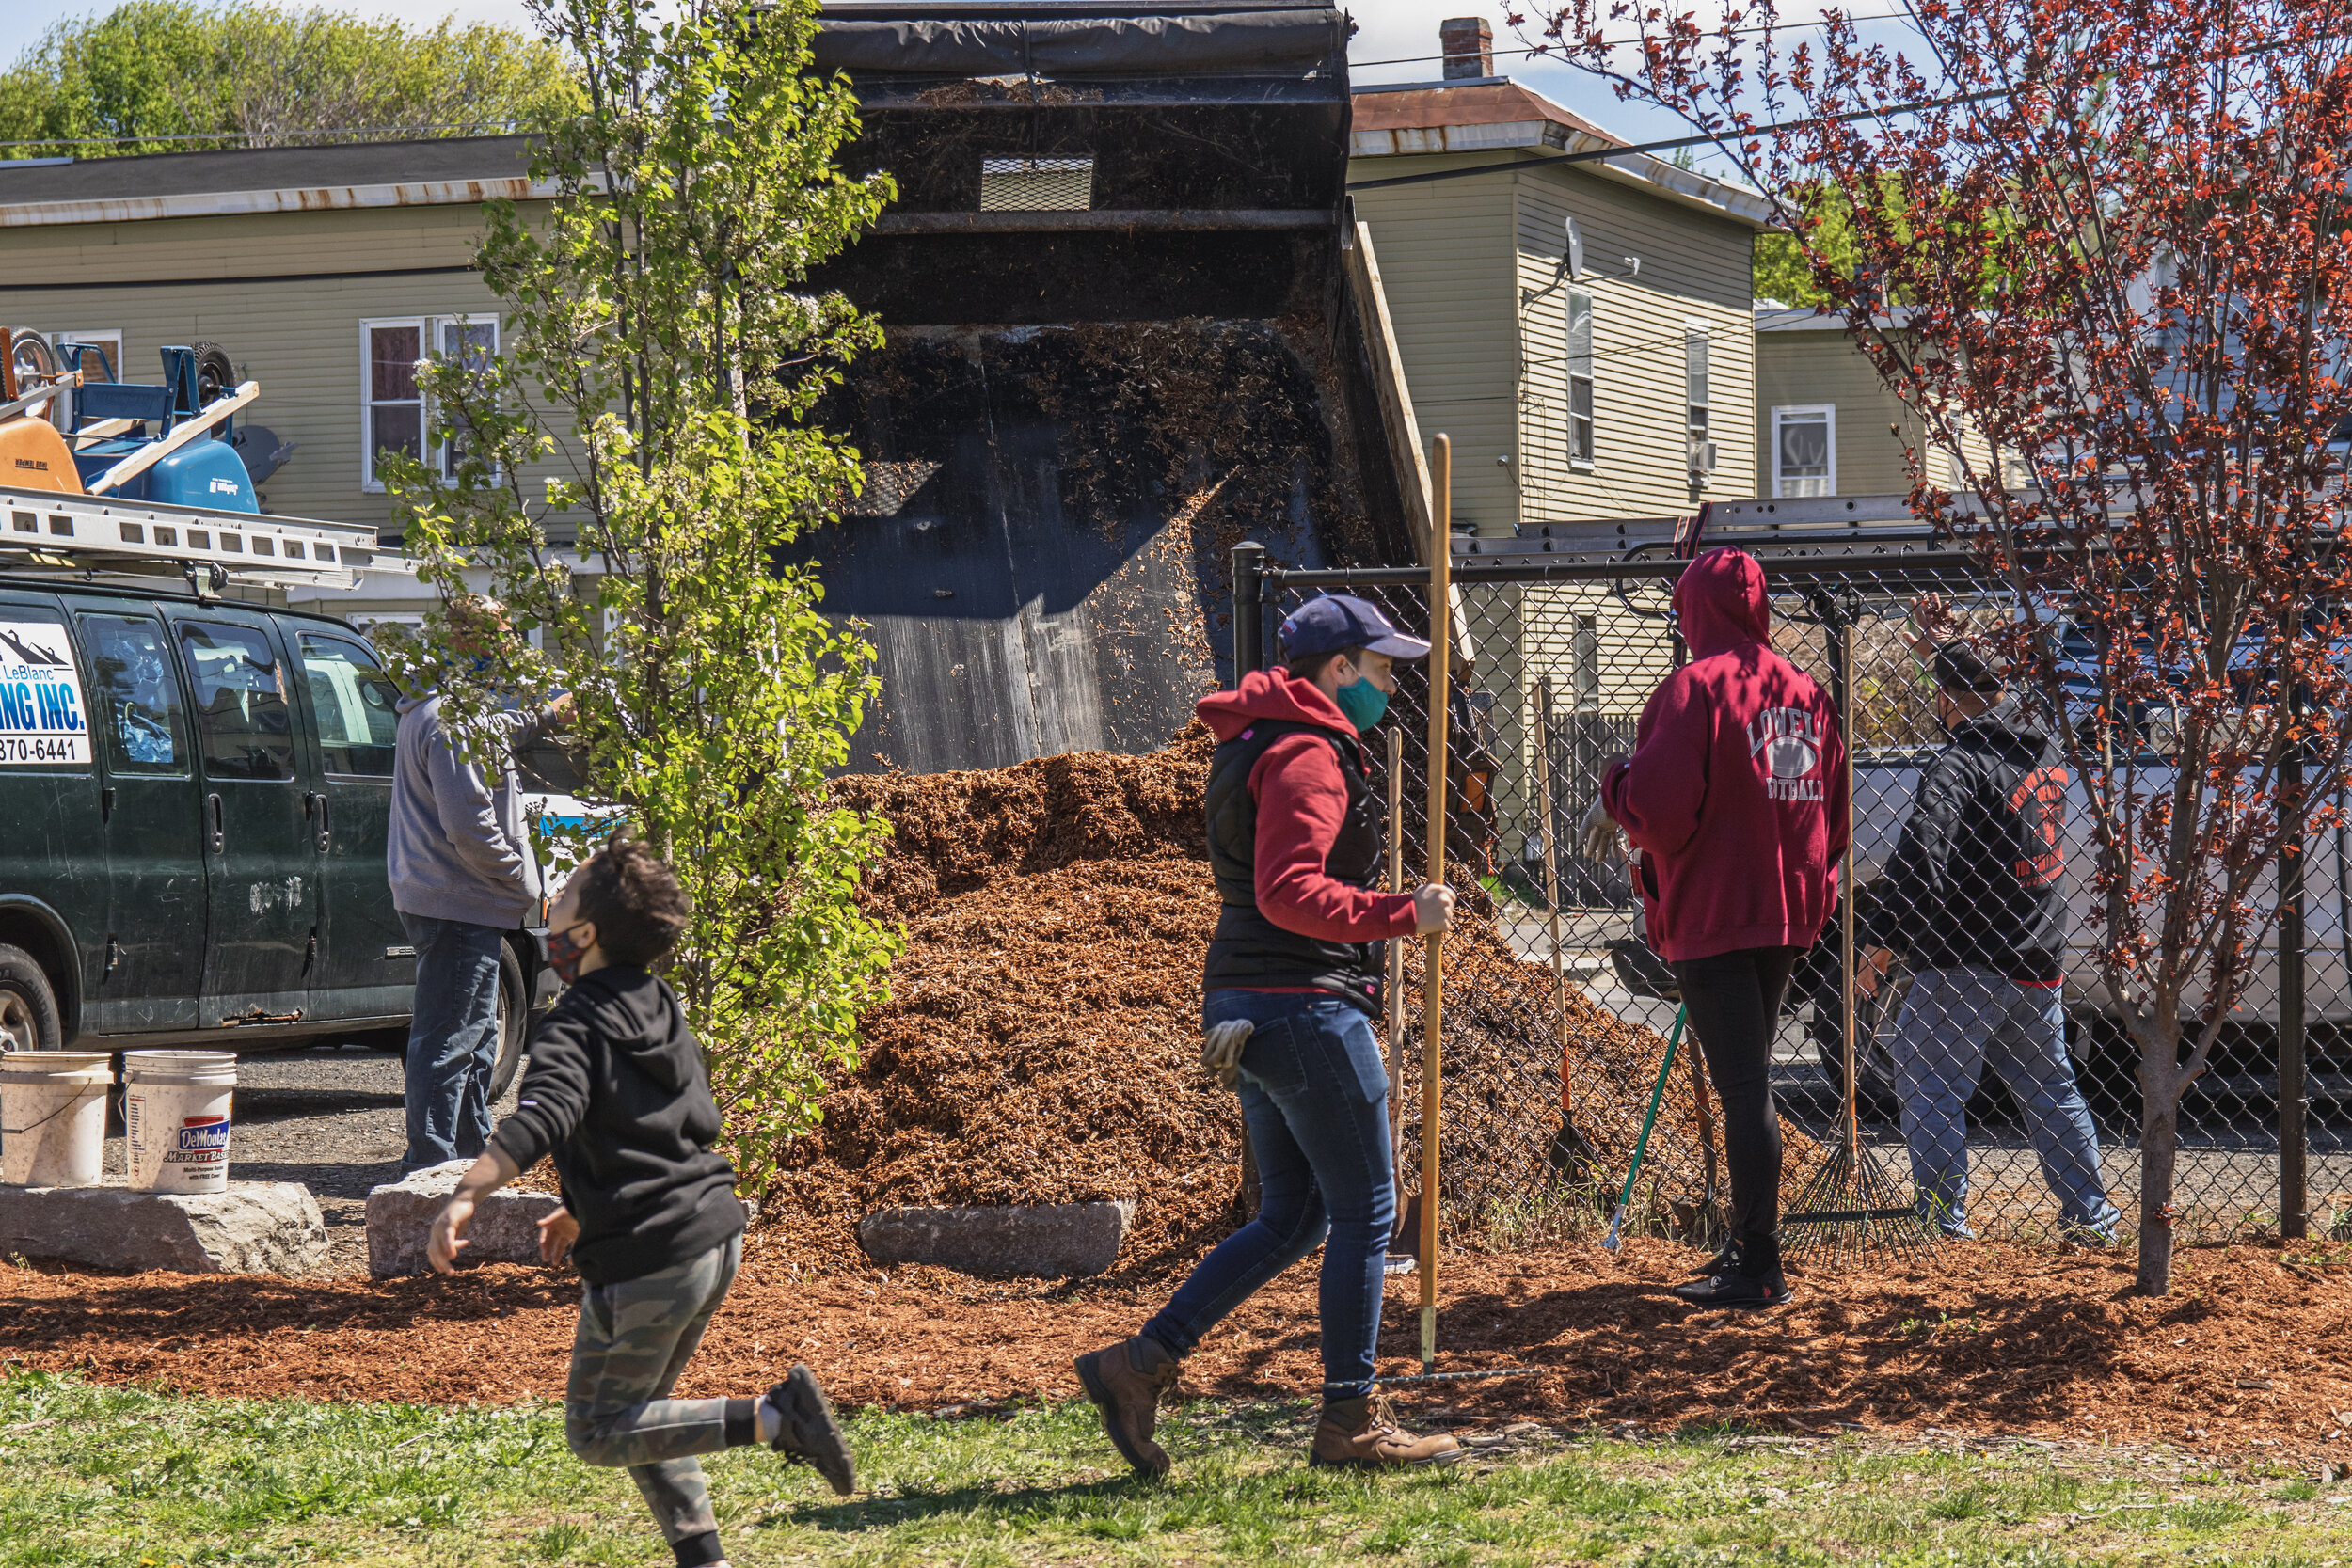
[1309,1395,1467,1469]
[1073,1335,1182,1477]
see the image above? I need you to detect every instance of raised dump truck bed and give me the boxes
[802,1,1430,773]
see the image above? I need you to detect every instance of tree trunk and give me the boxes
[2137,1028,2182,1293]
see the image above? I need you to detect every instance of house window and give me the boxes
[45,330,123,431]
[1684,322,1710,476]
[1566,288,1594,466]
[1572,613,1598,708]
[360,315,500,491]
[1772,404,1836,498]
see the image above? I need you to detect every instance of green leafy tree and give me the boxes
[378,0,899,1180]
[0,1,579,155]
[1754,183,1861,308]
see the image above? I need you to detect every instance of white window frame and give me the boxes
[358,314,501,493]
[1771,404,1836,499]
[41,329,123,431]
[1565,287,1595,468]
[1684,318,1711,484]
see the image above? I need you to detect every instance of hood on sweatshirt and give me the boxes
[566,967,696,1092]
[1673,546,1771,659]
[1197,667,1357,742]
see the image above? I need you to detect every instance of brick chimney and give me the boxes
[1439,17,1494,81]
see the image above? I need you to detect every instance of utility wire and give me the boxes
[1346,83,2016,195]
[1348,5,1924,71]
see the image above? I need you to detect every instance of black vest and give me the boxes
[1203,717,1388,1011]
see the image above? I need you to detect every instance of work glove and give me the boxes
[1200,1019,1254,1090]
[1577,791,1625,862]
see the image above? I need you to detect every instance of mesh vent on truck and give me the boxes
[978,157,1094,211]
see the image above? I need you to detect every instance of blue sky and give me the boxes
[0,0,1922,182]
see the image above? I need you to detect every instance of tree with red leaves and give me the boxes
[1530,0,2352,1292]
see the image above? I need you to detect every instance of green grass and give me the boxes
[1,1370,2348,1566]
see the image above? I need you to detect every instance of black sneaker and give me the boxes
[765,1365,855,1496]
[1671,1268,1791,1309]
[1686,1239,1742,1278]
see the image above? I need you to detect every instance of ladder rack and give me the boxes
[0,489,390,592]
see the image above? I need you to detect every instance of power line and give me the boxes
[1348,6,1924,72]
[1346,83,2015,196]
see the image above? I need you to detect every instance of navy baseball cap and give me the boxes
[1932,642,2006,693]
[1277,594,1433,661]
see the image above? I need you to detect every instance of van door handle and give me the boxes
[305,791,330,851]
[206,792,223,853]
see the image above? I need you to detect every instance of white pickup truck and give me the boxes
[1833,745,2350,1108]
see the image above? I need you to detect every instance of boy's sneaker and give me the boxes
[765,1365,855,1496]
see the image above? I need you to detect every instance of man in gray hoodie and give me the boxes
[389,600,567,1174]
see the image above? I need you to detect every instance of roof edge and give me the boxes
[0,174,574,229]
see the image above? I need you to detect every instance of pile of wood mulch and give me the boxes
[5,1240,2349,1462]
[765,726,1816,1277]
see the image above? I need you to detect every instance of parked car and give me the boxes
[0,576,559,1098]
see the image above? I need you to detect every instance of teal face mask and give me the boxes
[1334,674,1390,730]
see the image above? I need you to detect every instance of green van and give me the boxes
[0,577,553,1095]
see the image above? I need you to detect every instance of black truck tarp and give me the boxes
[798,2,1425,774]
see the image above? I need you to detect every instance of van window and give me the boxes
[296,631,400,776]
[178,621,295,782]
[78,614,186,775]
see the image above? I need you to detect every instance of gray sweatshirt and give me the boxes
[389,693,551,927]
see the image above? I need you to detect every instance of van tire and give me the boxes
[0,944,63,1052]
[487,942,528,1102]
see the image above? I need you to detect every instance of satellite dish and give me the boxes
[1564,215,1585,279]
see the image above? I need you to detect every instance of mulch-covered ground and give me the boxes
[6,1240,2349,1463]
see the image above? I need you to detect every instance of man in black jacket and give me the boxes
[1862,631,2120,1243]
[427,840,854,1568]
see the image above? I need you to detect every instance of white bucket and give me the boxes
[123,1050,237,1194]
[0,1051,113,1188]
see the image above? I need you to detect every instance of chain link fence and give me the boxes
[1236,541,2352,1250]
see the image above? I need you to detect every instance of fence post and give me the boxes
[2281,742,2309,1241]
[1231,540,1266,685]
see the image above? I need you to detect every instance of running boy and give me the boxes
[428,839,853,1568]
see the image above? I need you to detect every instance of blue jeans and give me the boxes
[1891,966,2121,1240]
[400,911,506,1175]
[1142,991,1394,1404]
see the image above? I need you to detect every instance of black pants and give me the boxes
[1668,945,1801,1243]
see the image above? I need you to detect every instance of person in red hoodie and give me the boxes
[1074,594,1464,1475]
[1583,546,1848,1308]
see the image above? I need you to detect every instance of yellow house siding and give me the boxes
[1756,327,1918,498]
[1348,162,1519,538]
[1756,322,2004,499]
[0,201,567,535]
[1511,166,1756,524]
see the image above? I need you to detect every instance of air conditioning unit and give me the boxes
[1687,439,1719,478]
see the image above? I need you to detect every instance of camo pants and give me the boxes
[566,1236,745,1551]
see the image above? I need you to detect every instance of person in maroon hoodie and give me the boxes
[1073,594,1465,1475]
[1583,546,1848,1308]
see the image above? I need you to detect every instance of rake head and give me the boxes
[1781,1138,1941,1270]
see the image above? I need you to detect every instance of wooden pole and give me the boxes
[1386,724,1407,1178]
[1421,433,1453,1372]
[1530,678,1575,1124]
[1839,621,1860,1156]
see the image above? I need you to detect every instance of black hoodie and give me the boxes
[490,967,745,1285]
[1862,696,2071,984]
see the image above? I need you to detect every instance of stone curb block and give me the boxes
[856,1200,1135,1278]
[0,1180,327,1275]
[365,1160,563,1279]
[364,1163,763,1279]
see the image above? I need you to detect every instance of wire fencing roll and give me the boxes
[1241,546,2349,1251]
